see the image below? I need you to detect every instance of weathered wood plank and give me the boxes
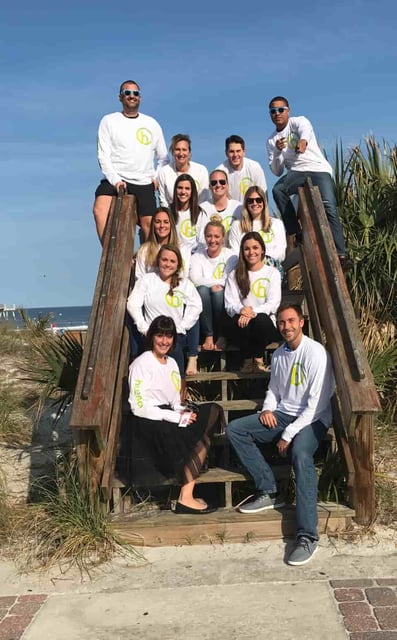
[186,371,270,382]
[70,194,137,439]
[348,414,375,526]
[110,503,355,546]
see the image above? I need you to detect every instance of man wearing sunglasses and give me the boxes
[93,80,168,243]
[216,135,267,203]
[267,97,352,271]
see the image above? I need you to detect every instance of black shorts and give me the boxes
[95,179,156,218]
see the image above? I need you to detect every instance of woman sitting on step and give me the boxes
[127,244,202,377]
[224,231,282,373]
[228,186,286,273]
[128,315,224,514]
[134,207,178,280]
[189,217,237,351]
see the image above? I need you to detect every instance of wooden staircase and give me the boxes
[69,182,380,546]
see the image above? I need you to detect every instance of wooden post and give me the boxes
[348,414,375,525]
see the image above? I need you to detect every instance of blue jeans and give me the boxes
[226,410,328,540]
[272,170,346,255]
[197,285,224,338]
[169,323,200,377]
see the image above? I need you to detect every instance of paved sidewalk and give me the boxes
[0,531,395,639]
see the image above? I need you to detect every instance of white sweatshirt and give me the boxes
[189,248,238,287]
[128,350,184,423]
[224,263,281,321]
[267,115,332,178]
[126,271,202,335]
[216,158,268,202]
[228,217,287,262]
[97,111,168,185]
[262,335,335,442]
[157,161,210,206]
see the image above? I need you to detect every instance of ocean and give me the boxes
[0,306,92,331]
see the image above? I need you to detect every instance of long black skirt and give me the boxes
[118,402,224,487]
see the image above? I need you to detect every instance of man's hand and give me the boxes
[211,285,223,292]
[277,439,290,455]
[295,139,308,154]
[259,410,277,428]
[276,137,287,151]
[115,181,127,193]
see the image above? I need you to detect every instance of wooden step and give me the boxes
[110,502,355,547]
[111,465,292,512]
[208,399,262,412]
[198,342,281,353]
[186,370,270,382]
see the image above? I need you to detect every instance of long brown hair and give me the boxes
[170,173,201,226]
[240,186,271,234]
[138,207,178,270]
[235,231,266,299]
[155,244,183,295]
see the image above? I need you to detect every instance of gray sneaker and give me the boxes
[287,537,318,566]
[238,492,285,514]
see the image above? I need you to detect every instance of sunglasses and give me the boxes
[269,107,288,115]
[247,197,263,205]
[121,89,140,97]
[210,179,227,186]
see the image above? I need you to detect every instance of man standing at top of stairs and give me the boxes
[226,303,335,566]
[93,79,168,243]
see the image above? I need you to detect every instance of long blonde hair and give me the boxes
[137,207,178,270]
[240,186,271,234]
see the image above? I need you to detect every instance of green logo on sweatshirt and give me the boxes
[290,363,305,386]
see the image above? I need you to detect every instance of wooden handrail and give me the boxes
[70,194,136,450]
[296,179,380,524]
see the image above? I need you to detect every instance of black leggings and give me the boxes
[225,313,281,359]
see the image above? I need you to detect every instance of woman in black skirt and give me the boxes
[127,315,224,514]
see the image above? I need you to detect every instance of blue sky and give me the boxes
[2,0,397,307]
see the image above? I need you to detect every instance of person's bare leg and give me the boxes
[178,443,209,509]
[93,195,113,244]
[139,215,152,242]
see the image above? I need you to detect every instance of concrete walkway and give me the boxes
[0,529,396,639]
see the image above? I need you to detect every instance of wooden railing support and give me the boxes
[296,179,380,525]
[70,193,137,492]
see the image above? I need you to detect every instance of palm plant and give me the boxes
[334,137,397,324]
[23,330,83,421]
[334,136,397,432]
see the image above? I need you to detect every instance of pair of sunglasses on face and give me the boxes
[121,89,140,97]
[269,107,288,115]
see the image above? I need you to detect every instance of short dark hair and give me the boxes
[225,135,245,151]
[170,133,191,154]
[119,79,140,93]
[146,315,177,351]
[268,96,289,109]
[276,302,303,319]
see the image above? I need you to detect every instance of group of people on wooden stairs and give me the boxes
[92,80,346,566]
